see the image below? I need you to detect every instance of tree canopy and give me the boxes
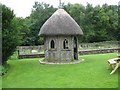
[21,2,118,45]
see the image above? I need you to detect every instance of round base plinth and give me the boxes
[39,59,84,64]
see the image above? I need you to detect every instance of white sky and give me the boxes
[0,0,119,18]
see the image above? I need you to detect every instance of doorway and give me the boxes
[74,37,78,60]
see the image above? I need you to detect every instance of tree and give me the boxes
[21,2,118,45]
[0,4,2,65]
[17,17,31,46]
[26,2,56,45]
[31,2,57,45]
[64,3,118,42]
[2,4,21,64]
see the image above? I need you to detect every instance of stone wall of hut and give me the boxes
[44,36,75,63]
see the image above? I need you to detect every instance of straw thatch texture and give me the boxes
[39,9,83,36]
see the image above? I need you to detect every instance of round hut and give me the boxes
[38,9,83,63]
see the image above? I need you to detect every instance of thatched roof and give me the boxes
[39,9,83,36]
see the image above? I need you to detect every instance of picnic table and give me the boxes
[107,54,120,74]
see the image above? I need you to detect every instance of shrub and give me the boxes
[2,4,21,64]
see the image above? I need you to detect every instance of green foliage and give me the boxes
[63,3,118,42]
[20,2,118,45]
[17,17,31,45]
[2,5,22,64]
[1,63,9,75]
[2,53,118,88]
[0,4,2,66]
[21,2,56,45]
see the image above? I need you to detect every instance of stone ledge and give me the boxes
[18,48,119,59]
[39,59,84,64]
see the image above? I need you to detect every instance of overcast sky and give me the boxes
[0,0,119,18]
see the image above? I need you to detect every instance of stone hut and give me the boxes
[38,9,83,63]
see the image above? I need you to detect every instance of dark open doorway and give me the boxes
[74,37,78,60]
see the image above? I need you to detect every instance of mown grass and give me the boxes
[2,53,118,88]
[0,76,1,89]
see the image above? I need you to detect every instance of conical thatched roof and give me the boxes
[39,9,83,36]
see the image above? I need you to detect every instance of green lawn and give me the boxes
[2,53,118,88]
[0,77,1,89]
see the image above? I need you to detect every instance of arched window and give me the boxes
[50,40,55,49]
[63,39,68,49]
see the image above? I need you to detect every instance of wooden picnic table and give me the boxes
[107,55,120,74]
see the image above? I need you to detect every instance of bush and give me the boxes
[1,64,9,75]
[2,4,21,64]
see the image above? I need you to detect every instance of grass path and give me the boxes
[2,53,118,88]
